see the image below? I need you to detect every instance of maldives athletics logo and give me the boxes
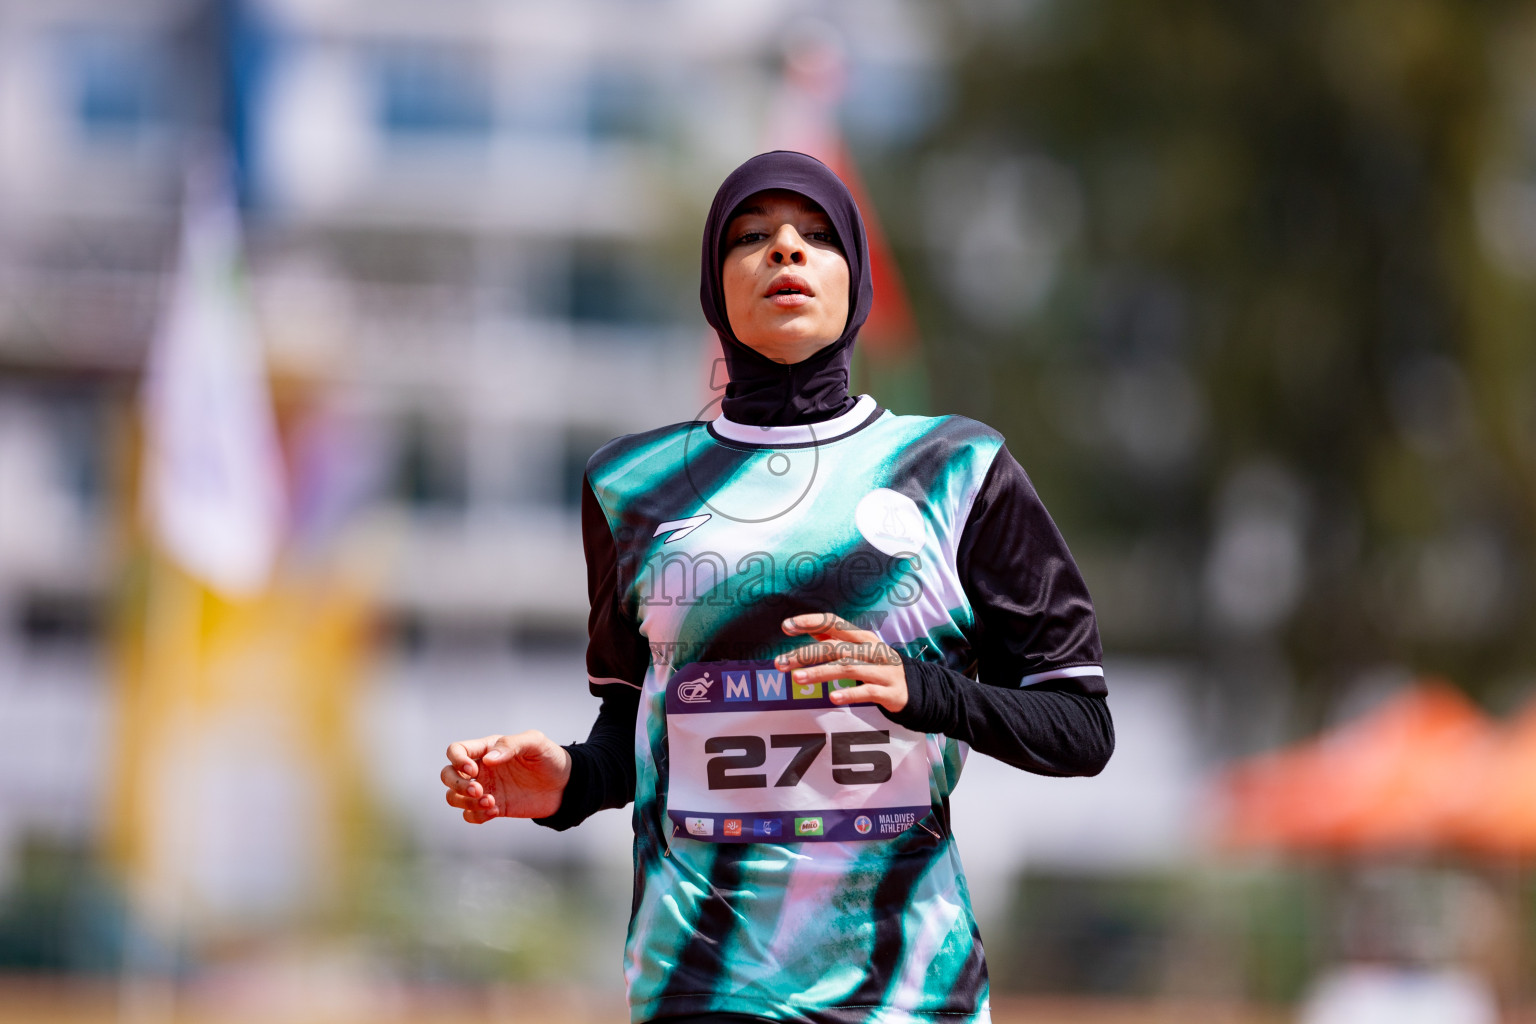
[676,671,715,704]
[853,815,873,835]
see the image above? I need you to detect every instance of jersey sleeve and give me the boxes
[956,444,1105,695]
[880,443,1113,778]
[582,473,651,694]
[531,475,649,832]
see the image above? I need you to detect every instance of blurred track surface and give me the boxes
[0,979,1311,1024]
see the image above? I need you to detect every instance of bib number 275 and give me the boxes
[705,729,893,790]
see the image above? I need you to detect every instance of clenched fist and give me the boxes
[441,731,572,823]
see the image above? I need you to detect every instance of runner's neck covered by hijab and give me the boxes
[700,151,874,427]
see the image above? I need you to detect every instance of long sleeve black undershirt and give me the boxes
[537,444,1113,831]
[534,686,639,831]
[885,658,1113,777]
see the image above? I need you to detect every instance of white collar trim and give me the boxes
[711,394,879,447]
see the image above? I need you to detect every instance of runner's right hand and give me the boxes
[441,731,572,823]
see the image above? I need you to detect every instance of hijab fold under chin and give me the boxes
[699,151,873,427]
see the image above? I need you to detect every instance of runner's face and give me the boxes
[721,190,851,364]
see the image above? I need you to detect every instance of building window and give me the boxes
[391,415,467,511]
[567,248,670,326]
[374,43,493,142]
[585,69,659,142]
[56,30,167,139]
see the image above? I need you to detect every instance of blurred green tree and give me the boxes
[888,0,1536,739]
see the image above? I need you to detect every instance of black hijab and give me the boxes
[700,151,874,427]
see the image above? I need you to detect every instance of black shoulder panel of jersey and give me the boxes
[582,473,651,693]
[956,443,1104,694]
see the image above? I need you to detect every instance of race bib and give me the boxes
[664,660,932,843]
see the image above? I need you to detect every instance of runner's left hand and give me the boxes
[775,613,908,714]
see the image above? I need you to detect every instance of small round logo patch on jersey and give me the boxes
[854,488,928,556]
[854,815,873,835]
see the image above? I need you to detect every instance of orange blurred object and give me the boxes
[1216,683,1496,854]
[1447,698,1536,857]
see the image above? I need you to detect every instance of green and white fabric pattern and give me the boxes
[584,395,1003,1023]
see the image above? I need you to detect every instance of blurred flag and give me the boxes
[111,159,369,944]
[766,33,926,409]
[142,162,284,596]
[698,33,926,411]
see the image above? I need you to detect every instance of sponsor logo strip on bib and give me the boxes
[667,806,930,844]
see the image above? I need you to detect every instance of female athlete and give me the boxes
[441,150,1114,1024]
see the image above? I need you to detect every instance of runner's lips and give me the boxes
[765,274,814,298]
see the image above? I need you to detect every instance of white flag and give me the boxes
[142,164,284,595]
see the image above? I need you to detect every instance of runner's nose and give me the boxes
[769,225,806,265]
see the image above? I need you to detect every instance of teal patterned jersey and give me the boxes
[583,395,1013,1024]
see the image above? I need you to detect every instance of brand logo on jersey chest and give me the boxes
[854,488,928,556]
[654,514,711,544]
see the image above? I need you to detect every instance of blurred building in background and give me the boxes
[0,0,966,1002]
